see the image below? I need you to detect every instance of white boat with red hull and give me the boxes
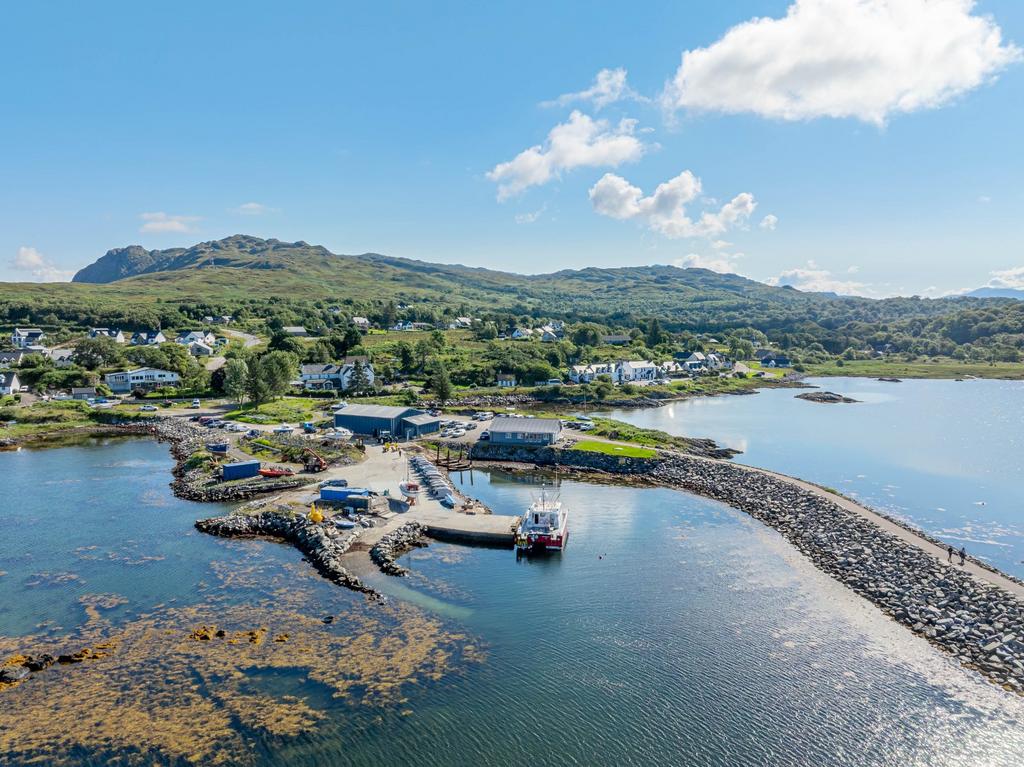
[515,488,569,553]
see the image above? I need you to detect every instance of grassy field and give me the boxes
[0,400,149,443]
[806,359,1024,380]
[223,397,332,425]
[569,439,657,459]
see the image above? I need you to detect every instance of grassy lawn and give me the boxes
[223,397,330,425]
[569,439,656,459]
[806,358,1024,380]
[0,400,150,442]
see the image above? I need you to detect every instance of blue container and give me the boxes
[319,487,369,502]
[222,460,260,481]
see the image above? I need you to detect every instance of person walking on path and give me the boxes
[959,546,967,566]
[947,545,954,563]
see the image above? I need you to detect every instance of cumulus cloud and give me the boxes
[589,170,756,238]
[759,214,778,231]
[233,202,275,216]
[9,246,74,282]
[139,212,200,233]
[674,251,745,275]
[661,0,1022,125]
[487,111,649,200]
[543,68,645,109]
[986,266,1024,289]
[767,261,870,295]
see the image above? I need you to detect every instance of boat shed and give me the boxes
[333,404,440,439]
[488,417,562,446]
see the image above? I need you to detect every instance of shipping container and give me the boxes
[222,460,260,481]
[319,486,370,502]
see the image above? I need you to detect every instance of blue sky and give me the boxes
[2,0,1022,296]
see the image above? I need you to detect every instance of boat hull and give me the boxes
[515,530,568,553]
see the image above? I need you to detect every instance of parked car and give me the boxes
[140,404,159,412]
[19,385,29,393]
[190,399,201,408]
[479,431,490,441]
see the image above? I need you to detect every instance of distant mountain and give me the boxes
[72,235,334,283]
[63,235,1020,332]
[963,287,1024,299]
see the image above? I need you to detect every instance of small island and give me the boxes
[795,391,859,404]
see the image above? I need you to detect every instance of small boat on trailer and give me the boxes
[258,466,295,478]
[515,487,569,553]
[205,441,229,455]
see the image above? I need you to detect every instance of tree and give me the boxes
[73,336,123,370]
[396,341,415,374]
[571,324,601,347]
[428,363,454,403]
[348,359,370,393]
[258,351,297,400]
[645,318,665,348]
[224,358,249,405]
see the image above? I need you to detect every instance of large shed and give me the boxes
[333,404,439,439]
[488,417,562,446]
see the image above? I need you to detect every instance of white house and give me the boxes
[352,316,370,330]
[511,327,536,340]
[131,331,166,346]
[11,328,45,349]
[188,341,214,357]
[569,362,616,384]
[282,326,308,337]
[452,316,474,329]
[0,371,21,395]
[391,321,415,332]
[0,350,26,368]
[89,328,126,344]
[682,351,706,372]
[617,360,660,382]
[46,348,76,368]
[496,373,517,388]
[104,367,180,393]
[176,330,216,346]
[539,324,563,342]
[299,357,375,391]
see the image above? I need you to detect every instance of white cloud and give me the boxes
[977,195,992,204]
[543,68,645,109]
[759,214,778,230]
[9,246,74,282]
[233,202,275,216]
[589,170,756,238]
[767,262,870,295]
[674,251,745,274]
[515,205,547,225]
[661,0,1022,125]
[488,111,649,200]
[139,212,200,233]
[987,266,1024,289]
[711,239,732,250]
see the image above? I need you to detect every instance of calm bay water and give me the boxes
[2,429,1024,765]
[600,377,1024,578]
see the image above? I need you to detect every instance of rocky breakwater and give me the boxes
[370,522,428,576]
[195,511,381,600]
[650,454,1024,694]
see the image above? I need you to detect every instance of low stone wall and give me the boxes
[195,511,379,599]
[369,522,427,576]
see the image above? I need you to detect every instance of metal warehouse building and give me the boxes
[333,404,440,439]
[488,416,562,446]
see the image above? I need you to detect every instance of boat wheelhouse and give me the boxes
[515,488,569,552]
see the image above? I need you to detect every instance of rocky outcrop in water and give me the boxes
[370,523,427,576]
[195,512,380,600]
[795,391,859,404]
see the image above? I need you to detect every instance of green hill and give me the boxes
[1,235,1021,362]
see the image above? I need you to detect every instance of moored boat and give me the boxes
[258,466,294,478]
[515,488,569,553]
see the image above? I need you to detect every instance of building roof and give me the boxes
[72,387,97,394]
[489,416,562,435]
[0,371,19,385]
[301,363,344,376]
[403,413,439,426]
[14,327,44,335]
[334,404,415,419]
[282,326,307,334]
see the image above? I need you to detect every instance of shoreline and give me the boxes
[9,414,1022,697]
